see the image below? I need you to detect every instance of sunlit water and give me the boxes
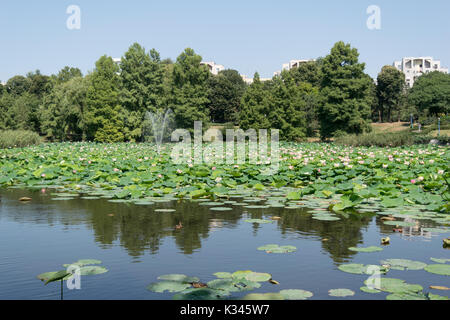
[0,188,448,300]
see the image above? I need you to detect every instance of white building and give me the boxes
[240,74,271,85]
[274,59,315,76]
[200,61,225,75]
[393,57,448,88]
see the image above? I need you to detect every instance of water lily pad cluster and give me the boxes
[147,271,276,300]
[0,142,447,216]
[37,259,108,284]
[257,244,297,254]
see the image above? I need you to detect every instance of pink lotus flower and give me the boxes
[113,168,119,172]
[41,174,46,178]
[411,179,416,184]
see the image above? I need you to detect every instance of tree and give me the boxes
[120,43,165,141]
[318,41,373,138]
[376,66,405,122]
[239,73,271,132]
[409,71,450,117]
[84,55,124,142]
[54,67,83,84]
[266,74,308,141]
[27,70,52,98]
[6,75,31,96]
[170,48,210,131]
[40,76,87,141]
[207,69,246,124]
[289,59,323,87]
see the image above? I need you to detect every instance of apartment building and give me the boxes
[393,57,448,88]
[274,59,315,76]
[200,61,225,75]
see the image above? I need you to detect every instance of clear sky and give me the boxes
[0,0,449,82]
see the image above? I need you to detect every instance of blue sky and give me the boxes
[0,0,449,81]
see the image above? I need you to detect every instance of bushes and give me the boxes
[336,129,450,147]
[335,131,414,147]
[0,130,42,148]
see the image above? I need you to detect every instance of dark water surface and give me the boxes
[0,188,448,300]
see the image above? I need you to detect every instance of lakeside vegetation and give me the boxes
[1,41,449,144]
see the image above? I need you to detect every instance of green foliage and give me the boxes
[207,69,246,124]
[84,55,124,142]
[0,130,42,148]
[376,66,406,122]
[54,66,83,84]
[335,131,415,147]
[318,41,374,139]
[120,43,166,141]
[39,76,87,141]
[170,48,211,132]
[409,71,450,117]
[239,71,317,141]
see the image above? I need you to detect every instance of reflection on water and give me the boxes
[0,188,447,300]
[0,188,377,262]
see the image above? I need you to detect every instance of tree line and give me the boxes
[0,41,449,142]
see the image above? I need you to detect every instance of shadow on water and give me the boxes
[0,188,375,263]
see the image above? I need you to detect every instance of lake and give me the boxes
[0,188,448,300]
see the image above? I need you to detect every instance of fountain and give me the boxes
[142,108,175,152]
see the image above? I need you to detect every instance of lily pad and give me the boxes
[209,207,233,211]
[380,259,427,271]
[257,244,297,253]
[424,264,450,276]
[279,289,313,300]
[241,293,285,300]
[328,288,355,297]
[79,266,109,276]
[147,281,192,293]
[349,246,383,253]
[430,258,450,264]
[157,274,200,283]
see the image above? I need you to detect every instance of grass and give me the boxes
[371,122,411,134]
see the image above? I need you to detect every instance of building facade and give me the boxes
[393,57,448,88]
[200,61,225,75]
[274,59,315,76]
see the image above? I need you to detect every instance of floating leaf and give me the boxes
[157,274,199,283]
[147,281,192,293]
[349,246,383,253]
[380,259,427,271]
[424,264,450,276]
[328,289,355,297]
[79,266,108,276]
[242,293,285,300]
[279,289,313,300]
[244,272,272,282]
[430,258,450,264]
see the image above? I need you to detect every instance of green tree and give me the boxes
[40,76,87,141]
[6,75,31,96]
[170,48,210,131]
[27,70,52,98]
[207,69,246,124]
[318,41,373,139]
[409,71,450,117]
[84,55,124,142]
[289,59,323,87]
[239,73,271,131]
[54,66,83,84]
[120,43,165,141]
[376,65,406,122]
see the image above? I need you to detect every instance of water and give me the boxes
[0,188,448,300]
